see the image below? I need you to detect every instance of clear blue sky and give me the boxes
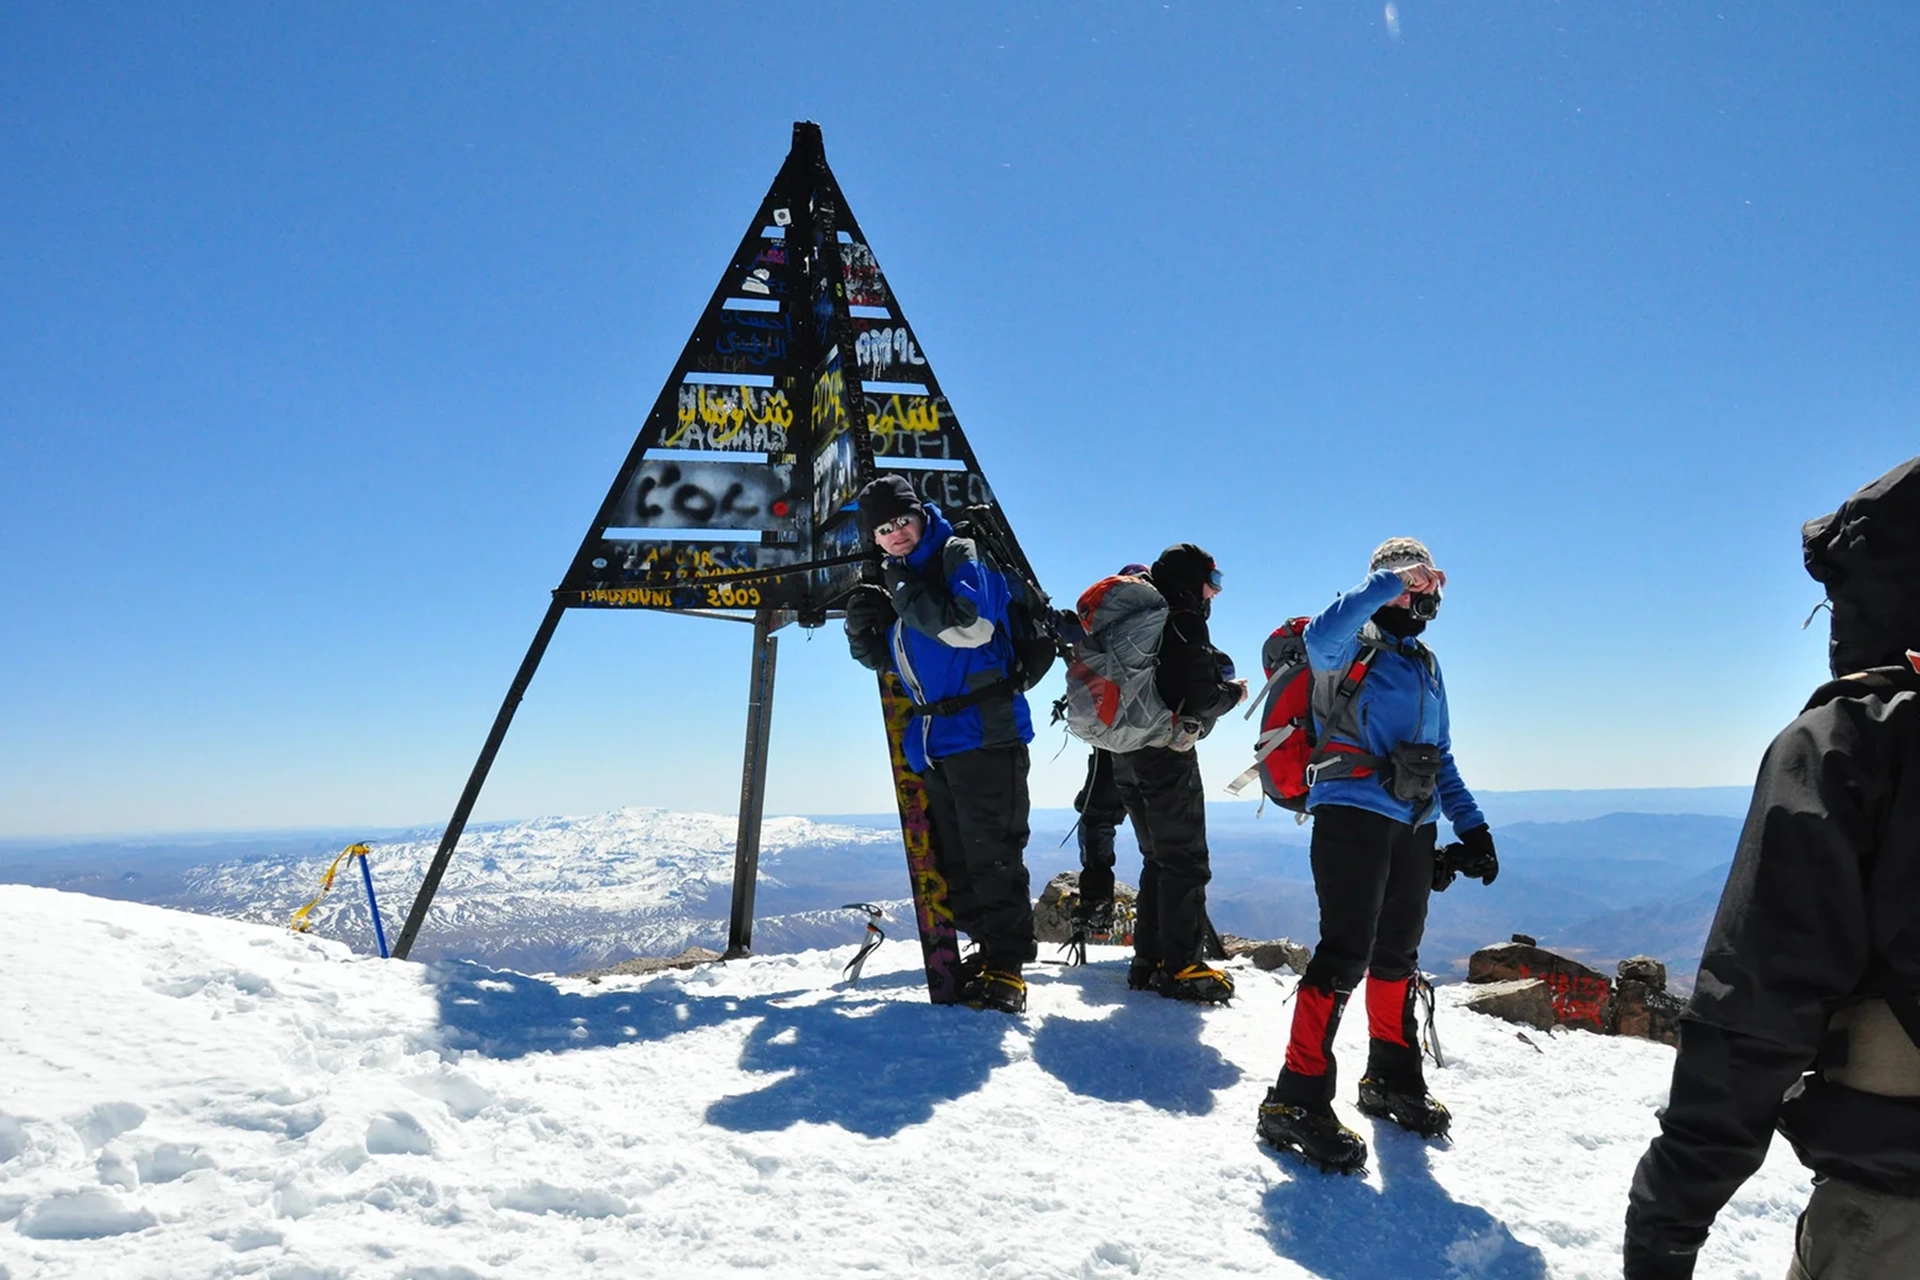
[3,4,1915,837]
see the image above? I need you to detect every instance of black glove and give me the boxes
[1458,823,1499,885]
[843,584,894,637]
[1622,1231,1698,1280]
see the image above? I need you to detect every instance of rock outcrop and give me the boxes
[1463,935,1683,1046]
[1032,871,1137,944]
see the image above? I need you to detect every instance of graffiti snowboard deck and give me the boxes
[876,672,965,1004]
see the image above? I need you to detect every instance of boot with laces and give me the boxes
[962,968,1026,1015]
[1255,1088,1368,1174]
[1160,962,1234,1004]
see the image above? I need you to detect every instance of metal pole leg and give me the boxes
[724,610,778,958]
[392,597,567,960]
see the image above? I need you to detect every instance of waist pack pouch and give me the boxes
[1822,997,1920,1098]
[1385,742,1444,804]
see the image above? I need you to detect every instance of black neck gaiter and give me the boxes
[1372,606,1428,640]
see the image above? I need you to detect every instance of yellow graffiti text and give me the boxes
[867,394,941,443]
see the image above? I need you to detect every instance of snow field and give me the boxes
[0,884,1805,1278]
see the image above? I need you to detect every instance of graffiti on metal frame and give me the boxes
[663,385,793,453]
[809,503,866,604]
[886,467,995,512]
[865,392,944,450]
[574,581,769,610]
[853,324,925,380]
[840,242,888,308]
[616,541,768,575]
[618,458,797,532]
[738,240,789,298]
[810,357,850,446]
[812,429,858,529]
[710,328,788,369]
[870,429,955,462]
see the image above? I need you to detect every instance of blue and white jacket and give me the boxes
[874,503,1034,772]
[1304,568,1485,832]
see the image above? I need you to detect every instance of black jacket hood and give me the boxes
[1804,455,1920,677]
[1150,543,1216,611]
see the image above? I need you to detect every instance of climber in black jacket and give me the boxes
[1624,455,1920,1280]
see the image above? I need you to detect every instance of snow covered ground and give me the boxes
[0,885,1807,1279]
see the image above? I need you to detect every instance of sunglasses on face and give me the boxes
[1208,567,1225,590]
[873,514,916,538]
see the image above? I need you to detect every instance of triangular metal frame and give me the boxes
[391,124,1041,1004]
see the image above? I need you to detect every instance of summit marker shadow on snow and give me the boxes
[1260,1122,1547,1279]
[1026,963,1242,1114]
[425,960,1007,1139]
[705,996,1011,1138]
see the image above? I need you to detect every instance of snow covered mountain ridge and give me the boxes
[0,884,1808,1279]
[3,802,1748,981]
[178,808,902,972]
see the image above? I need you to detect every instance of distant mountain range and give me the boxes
[1,796,1745,984]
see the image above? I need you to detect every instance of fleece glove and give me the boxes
[1458,823,1499,885]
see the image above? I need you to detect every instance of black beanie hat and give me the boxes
[1150,543,1217,605]
[1803,455,1920,677]
[856,475,924,534]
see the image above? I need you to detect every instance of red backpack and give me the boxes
[1226,618,1377,812]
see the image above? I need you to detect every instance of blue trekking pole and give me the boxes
[356,847,390,958]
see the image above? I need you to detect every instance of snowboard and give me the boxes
[876,671,965,1003]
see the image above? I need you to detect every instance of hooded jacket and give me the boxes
[1624,455,1920,1279]
[1303,568,1484,831]
[852,502,1033,772]
[1146,545,1242,736]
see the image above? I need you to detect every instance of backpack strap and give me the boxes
[1302,644,1387,786]
[1224,723,1297,796]
[906,679,1015,720]
[1242,661,1292,721]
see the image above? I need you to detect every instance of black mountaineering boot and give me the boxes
[1356,1078,1451,1139]
[1160,963,1234,1004]
[1358,1033,1451,1139]
[1126,955,1165,992]
[1256,1088,1368,1174]
[1072,898,1116,942]
[963,968,1027,1015]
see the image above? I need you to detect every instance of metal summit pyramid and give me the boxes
[393,123,1041,1003]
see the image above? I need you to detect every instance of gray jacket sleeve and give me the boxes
[884,539,995,649]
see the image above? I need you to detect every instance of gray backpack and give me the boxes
[1059,575,1181,752]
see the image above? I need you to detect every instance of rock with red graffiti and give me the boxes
[1467,940,1613,1033]
[1463,978,1558,1032]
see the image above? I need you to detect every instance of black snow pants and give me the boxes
[1111,744,1212,971]
[1073,749,1127,908]
[1276,803,1437,1105]
[923,741,1037,971]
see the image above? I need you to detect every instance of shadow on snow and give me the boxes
[424,959,1009,1140]
[1025,961,1242,1115]
[1260,1119,1548,1279]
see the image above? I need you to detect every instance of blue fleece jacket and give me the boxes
[880,503,1034,772]
[1304,568,1485,832]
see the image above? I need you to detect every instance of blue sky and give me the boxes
[2,4,1915,837]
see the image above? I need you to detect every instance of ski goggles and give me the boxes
[1207,567,1225,591]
